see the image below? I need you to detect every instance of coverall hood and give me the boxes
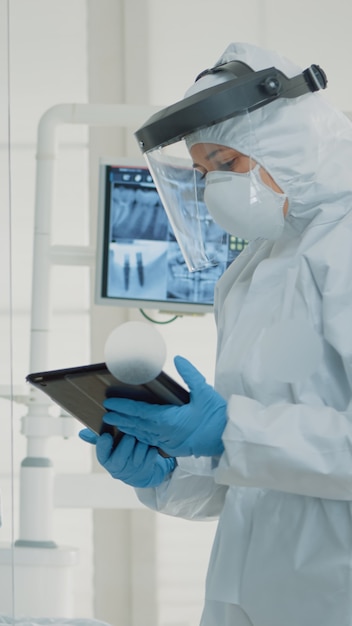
[186,42,352,233]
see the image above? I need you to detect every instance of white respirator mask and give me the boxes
[204,164,287,241]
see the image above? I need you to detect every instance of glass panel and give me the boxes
[0,0,15,619]
[0,1,93,620]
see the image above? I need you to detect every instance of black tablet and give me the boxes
[26,363,190,444]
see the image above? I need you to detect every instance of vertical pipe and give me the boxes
[21,103,158,544]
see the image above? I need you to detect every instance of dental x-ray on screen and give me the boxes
[95,158,247,314]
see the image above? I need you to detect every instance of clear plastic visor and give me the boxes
[144,112,256,272]
[144,145,224,272]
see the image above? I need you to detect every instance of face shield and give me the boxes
[135,61,327,271]
[143,140,231,272]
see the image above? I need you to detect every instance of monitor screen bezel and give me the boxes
[95,156,222,315]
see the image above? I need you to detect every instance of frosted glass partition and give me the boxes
[0,0,15,618]
[0,1,94,620]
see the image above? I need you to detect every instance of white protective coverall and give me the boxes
[136,43,352,626]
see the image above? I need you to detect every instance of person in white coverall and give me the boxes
[80,42,352,626]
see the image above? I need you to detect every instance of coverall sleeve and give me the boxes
[136,456,228,520]
[215,235,352,501]
[215,396,352,500]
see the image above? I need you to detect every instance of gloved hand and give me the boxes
[102,356,227,457]
[79,428,176,488]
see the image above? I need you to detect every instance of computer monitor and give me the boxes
[95,157,247,314]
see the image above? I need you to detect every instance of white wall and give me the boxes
[148,0,352,111]
[2,0,352,624]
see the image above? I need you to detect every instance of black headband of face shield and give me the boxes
[135,61,327,153]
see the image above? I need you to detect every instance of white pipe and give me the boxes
[21,102,159,544]
[30,103,158,373]
[18,464,55,545]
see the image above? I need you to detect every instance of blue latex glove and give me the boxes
[102,356,227,457]
[79,428,176,488]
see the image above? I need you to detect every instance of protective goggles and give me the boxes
[135,61,327,271]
